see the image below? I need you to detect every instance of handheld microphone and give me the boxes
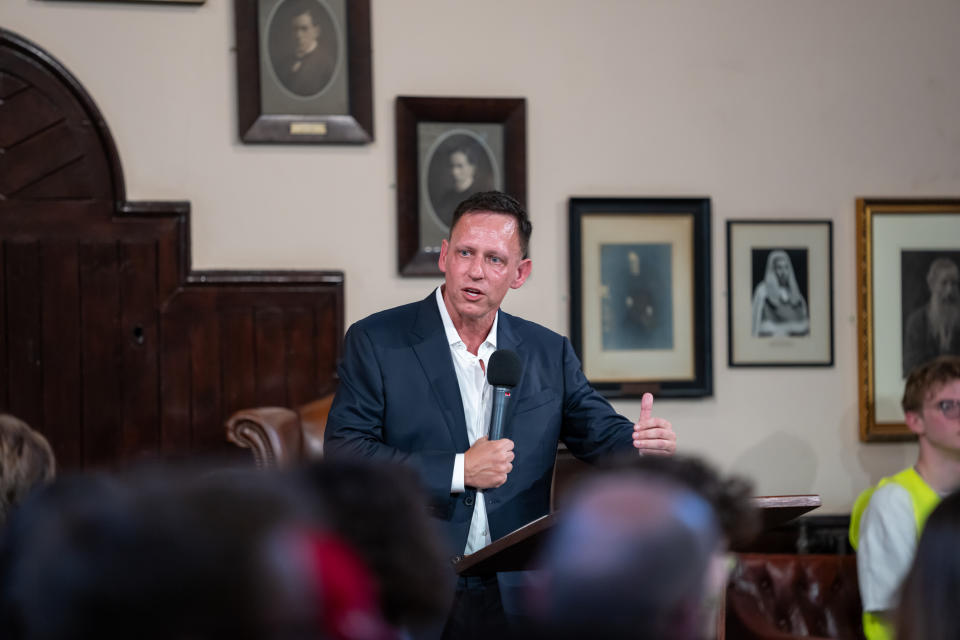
[487,349,522,441]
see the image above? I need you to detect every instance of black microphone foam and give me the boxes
[487,349,522,388]
[488,350,522,441]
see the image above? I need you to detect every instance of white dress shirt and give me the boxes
[435,287,496,554]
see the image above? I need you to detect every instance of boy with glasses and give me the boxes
[850,355,960,640]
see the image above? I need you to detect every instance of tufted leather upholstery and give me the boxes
[725,553,864,640]
[225,394,334,468]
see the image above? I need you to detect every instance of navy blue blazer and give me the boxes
[324,293,634,556]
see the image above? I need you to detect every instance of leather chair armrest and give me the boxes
[226,406,304,469]
[298,393,335,459]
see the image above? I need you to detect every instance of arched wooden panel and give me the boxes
[0,28,343,471]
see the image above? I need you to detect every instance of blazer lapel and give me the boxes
[410,294,471,452]
[496,311,526,434]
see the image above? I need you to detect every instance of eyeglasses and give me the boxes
[930,399,960,420]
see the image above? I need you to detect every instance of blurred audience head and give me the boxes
[293,459,452,629]
[528,472,724,640]
[528,455,757,640]
[0,413,55,528]
[0,462,418,640]
[896,489,960,640]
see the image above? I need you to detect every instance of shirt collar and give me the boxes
[435,286,498,350]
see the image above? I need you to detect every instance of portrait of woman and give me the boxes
[750,249,810,337]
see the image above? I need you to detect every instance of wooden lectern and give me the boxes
[456,494,821,576]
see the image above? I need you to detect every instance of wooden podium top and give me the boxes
[455,494,821,576]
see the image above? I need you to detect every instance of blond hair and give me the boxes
[0,413,56,526]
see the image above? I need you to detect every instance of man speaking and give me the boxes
[324,191,676,637]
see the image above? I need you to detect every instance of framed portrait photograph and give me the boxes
[857,198,960,441]
[234,0,373,144]
[726,220,834,367]
[396,96,527,276]
[569,198,712,398]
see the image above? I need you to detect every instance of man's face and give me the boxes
[907,379,960,455]
[449,151,476,193]
[438,212,531,326]
[773,256,790,287]
[931,265,960,306]
[292,13,320,56]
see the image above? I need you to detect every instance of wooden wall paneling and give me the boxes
[284,307,317,409]
[0,241,6,410]
[316,290,343,395]
[40,242,82,469]
[254,307,287,407]
[159,312,192,455]
[220,308,258,420]
[0,31,116,201]
[119,240,160,459]
[3,241,42,428]
[79,242,122,468]
[189,310,223,454]
[2,30,346,470]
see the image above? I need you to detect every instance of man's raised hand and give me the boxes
[633,392,676,456]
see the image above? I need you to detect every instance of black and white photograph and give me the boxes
[422,126,501,234]
[856,198,960,440]
[570,197,712,398]
[266,0,340,99]
[900,250,960,376]
[750,248,810,338]
[600,243,673,351]
[234,0,373,144]
[727,220,833,368]
[396,96,526,276]
[260,0,346,116]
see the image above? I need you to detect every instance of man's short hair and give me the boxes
[0,413,55,526]
[926,257,959,290]
[449,145,478,167]
[902,355,960,414]
[449,191,532,259]
[289,0,322,28]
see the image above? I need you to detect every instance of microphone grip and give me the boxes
[489,386,511,440]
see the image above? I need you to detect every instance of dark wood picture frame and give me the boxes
[569,198,712,398]
[396,96,527,276]
[234,0,373,144]
[726,219,834,368]
[857,198,960,441]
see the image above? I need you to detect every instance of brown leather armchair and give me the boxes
[725,553,864,640]
[225,394,335,468]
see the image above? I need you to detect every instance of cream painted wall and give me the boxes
[5,0,960,513]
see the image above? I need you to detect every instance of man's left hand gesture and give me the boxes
[632,392,676,456]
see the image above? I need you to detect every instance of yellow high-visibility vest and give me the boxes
[849,467,941,640]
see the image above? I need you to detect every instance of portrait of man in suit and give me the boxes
[426,131,498,231]
[268,0,338,98]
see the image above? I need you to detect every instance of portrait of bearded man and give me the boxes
[903,257,960,376]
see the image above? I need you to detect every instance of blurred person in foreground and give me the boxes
[895,488,960,640]
[525,455,758,640]
[0,465,410,640]
[0,413,55,529]
[849,355,960,640]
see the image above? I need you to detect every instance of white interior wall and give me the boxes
[5,0,960,513]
